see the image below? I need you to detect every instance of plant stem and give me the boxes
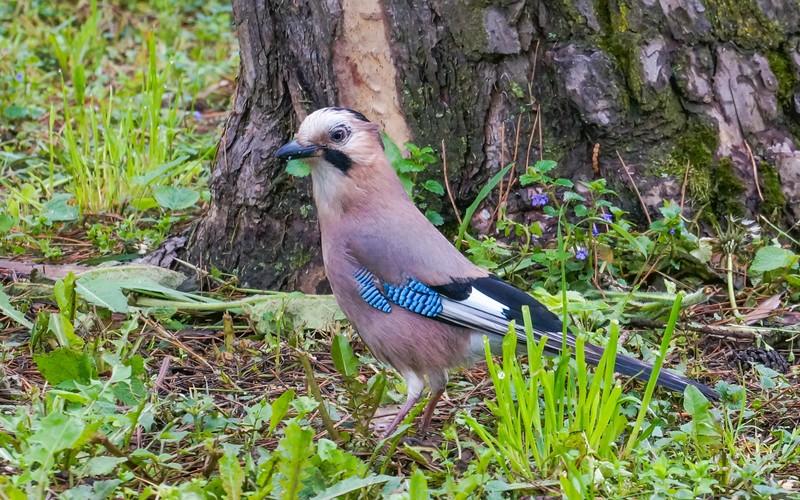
[726,252,741,318]
[298,351,340,440]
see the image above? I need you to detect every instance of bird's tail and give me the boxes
[584,344,719,400]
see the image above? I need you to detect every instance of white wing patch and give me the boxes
[437,285,576,351]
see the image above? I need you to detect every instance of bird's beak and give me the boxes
[276,140,321,160]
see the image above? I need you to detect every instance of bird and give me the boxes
[276,107,718,438]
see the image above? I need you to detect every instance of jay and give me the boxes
[276,107,718,437]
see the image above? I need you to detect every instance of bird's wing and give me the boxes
[353,266,572,353]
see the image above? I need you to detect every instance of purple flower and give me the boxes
[531,193,548,207]
[669,228,676,235]
[14,73,22,82]
[602,213,613,223]
[575,247,589,260]
[192,110,202,120]
[592,224,599,236]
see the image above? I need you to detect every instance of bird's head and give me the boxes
[276,107,407,215]
[276,107,385,175]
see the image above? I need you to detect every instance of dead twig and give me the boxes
[297,350,341,440]
[142,316,242,390]
[617,150,652,225]
[745,141,764,202]
[628,317,756,341]
[91,434,155,484]
[680,160,691,211]
[440,139,462,227]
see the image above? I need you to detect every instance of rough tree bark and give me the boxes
[186,0,800,291]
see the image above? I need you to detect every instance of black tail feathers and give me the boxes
[584,345,719,400]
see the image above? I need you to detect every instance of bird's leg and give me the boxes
[379,373,425,439]
[380,393,421,439]
[418,371,448,436]
[419,388,445,433]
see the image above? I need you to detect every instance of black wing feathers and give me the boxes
[474,275,564,333]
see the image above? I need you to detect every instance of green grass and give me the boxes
[1,1,799,498]
[1,0,234,258]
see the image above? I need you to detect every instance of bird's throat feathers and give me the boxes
[312,155,410,224]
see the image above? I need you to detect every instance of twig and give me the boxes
[498,120,505,204]
[745,141,764,202]
[496,115,523,223]
[142,316,242,390]
[679,160,690,211]
[524,109,539,172]
[155,356,171,391]
[627,317,756,341]
[440,139,462,227]
[726,252,742,319]
[538,104,544,163]
[592,143,600,176]
[297,350,340,440]
[616,150,652,225]
[201,448,223,478]
[91,434,155,483]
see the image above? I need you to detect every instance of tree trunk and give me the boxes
[187,0,800,291]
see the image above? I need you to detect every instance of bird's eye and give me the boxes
[330,127,348,143]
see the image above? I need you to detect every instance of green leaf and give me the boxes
[130,197,160,211]
[424,210,444,226]
[219,446,245,500]
[422,179,444,195]
[33,347,95,385]
[0,213,14,234]
[54,273,77,322]
[554,178,574,188]
[269,390,295,434]
[562,191,586,202]
[73,63,86,105]
[331,334,359,379]
[275,422,315,500]
[534,159,557,172]
[286,159,311,177]
[153,186,200,210]
[44,193,79,222]
[395,158,424,173]
[750,246,798,275]
[132,155,191,186]
[382,133,404,171]
[683,384,709,416]
[85,456,127,476]
[456,163,513,249]
[247,294,345,333]
[310,474,394,500]
[27,411,85,459]
[78,265,190,290]
[408,468,429,499]
[316,438,337,462]
[48,311,84,348]
[0,289,32,329]
[518,173,537,186]
[3,105,28,120]
[75,277,129,313]
[75,265,200,313]
[397,172,414,195]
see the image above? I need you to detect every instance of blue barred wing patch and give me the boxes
[354,268,391,313]
[382,279,443,317]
